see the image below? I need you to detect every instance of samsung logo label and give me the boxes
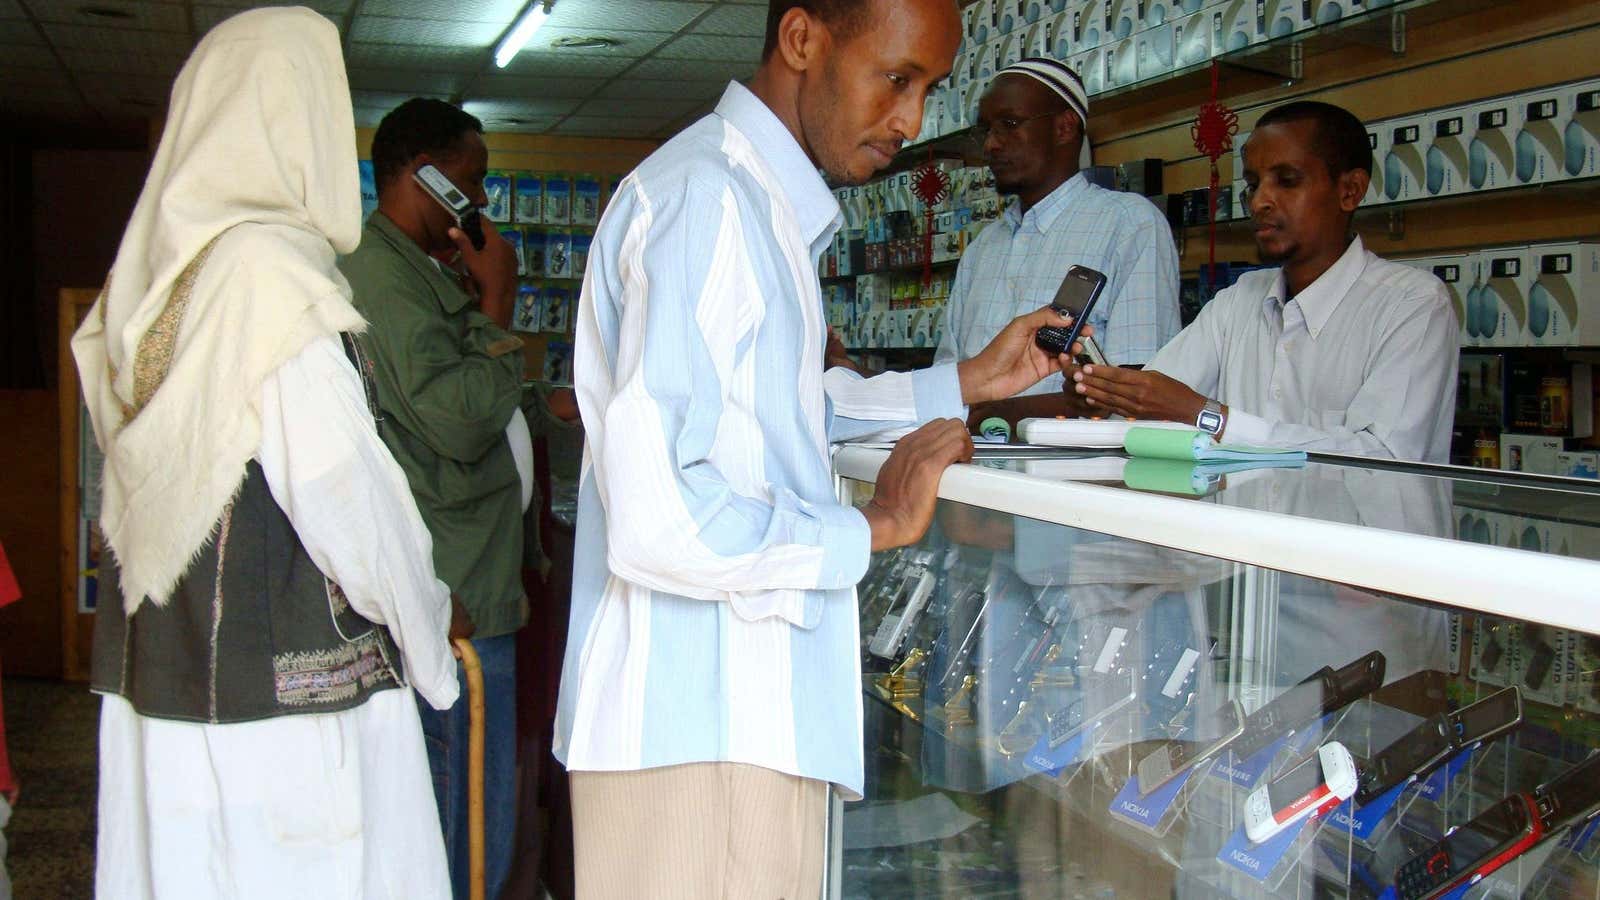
[1229,850,1262,871]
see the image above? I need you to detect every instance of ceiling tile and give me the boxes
[499,50,636,78]
[553,115,672,138]
[32,1,188,31]
[57,47,186,77]
[0,19,37,41]
[347,67,466,96]
[197,0,352,11]
[346,42,487,73]
[573,97,703,119]
[471,74,607,99]
[627,56,754,82]
[692,4,767,36]
[463,96,581,118]
[521,25,671,57]
[0,41,54,65]
[193,6,342,32]
[352,90,452,112]
[593,77,725,100]
[654,33,761,61]
[359,0,524,22]
[349,15,505,47]
[0,67,71,89]
[546,0,710,33]
[39,23,191,53]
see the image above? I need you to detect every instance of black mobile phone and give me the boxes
[413,163,487,250]
[1393,793,1544,900]
[1534,751,1600,832]
[1232,651,1387,760]
[1448,685,1522,747]
[1035,265,1107,356]
[1136,699,1246,794]
[1357,714,1453,803]
[1358,686,1522,803]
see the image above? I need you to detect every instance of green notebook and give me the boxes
[1123,427,1307,463]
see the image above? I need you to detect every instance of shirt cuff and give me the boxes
[815,502,872,591]
[912,362,966,423]
[1222,408,1274,447]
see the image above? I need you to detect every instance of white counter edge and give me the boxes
[833,446,1600,637]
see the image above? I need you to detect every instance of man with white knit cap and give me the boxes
[937,57,1181,430]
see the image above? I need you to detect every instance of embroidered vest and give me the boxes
[91,335,407,723]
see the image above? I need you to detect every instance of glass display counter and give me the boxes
[828,446,1600,899]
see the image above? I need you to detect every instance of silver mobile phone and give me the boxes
[1136,699,1246,794]
[413,163,486,250]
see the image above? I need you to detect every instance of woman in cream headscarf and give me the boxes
[74,8,456,898]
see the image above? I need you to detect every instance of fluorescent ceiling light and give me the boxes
[495,1,553,69]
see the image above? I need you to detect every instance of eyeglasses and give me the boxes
[969,111,1060,144]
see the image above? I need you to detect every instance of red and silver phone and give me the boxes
[413,163,487,250]
[1034,265,1106,356]
[1392,792,1544,899]
[1243,741,1358,844]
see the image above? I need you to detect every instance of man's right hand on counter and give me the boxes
[861,419,974,552]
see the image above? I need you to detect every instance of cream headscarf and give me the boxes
[72,7,366,614]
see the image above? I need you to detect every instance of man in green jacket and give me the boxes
[339,98,527,900]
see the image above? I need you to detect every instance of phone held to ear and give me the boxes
[414,163,487,251]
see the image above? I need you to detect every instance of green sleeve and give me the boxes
[358,267,525,463]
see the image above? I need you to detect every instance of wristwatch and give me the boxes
[1196,399,1226,437]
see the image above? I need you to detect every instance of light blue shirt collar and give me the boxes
[1002,171,1090,235]
[714,81,842,249]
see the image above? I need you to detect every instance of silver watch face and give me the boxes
[1198,409,1224,434]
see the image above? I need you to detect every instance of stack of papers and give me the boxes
[1017,417,1191,449]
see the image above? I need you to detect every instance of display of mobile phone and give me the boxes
[1045,672,1138,749]
[1035,265,1107,356]
[1392,793,1544,899]
[1357,714,1453,803]
[1533,751,1600,832]
[1448,685,1522,747]
[1243,741,1359,844]
[1232,651,1387,760]
[867,565,936,659]
[931,585,989,700]
[413,163,487,250]
[1523,629,1557,691]
[1137,699,1246,795]
[1357,687,1522,803]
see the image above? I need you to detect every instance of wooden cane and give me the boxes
[454,637,487,900]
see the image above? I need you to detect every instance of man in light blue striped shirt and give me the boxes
[554,0,1087,894]
[938,59,1181,429]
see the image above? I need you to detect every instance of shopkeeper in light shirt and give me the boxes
[1071,100,1458,464]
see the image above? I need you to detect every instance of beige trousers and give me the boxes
[570,762,828,900]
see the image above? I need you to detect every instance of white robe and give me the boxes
[96,336,455,899]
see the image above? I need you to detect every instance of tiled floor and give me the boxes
[4,677,97,898]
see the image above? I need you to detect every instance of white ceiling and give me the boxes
[1,0,767,141]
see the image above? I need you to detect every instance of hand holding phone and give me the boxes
[1035,265,1107,357]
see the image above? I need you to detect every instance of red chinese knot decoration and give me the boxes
[1190,62,1239,292]
[913,156,951,288]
